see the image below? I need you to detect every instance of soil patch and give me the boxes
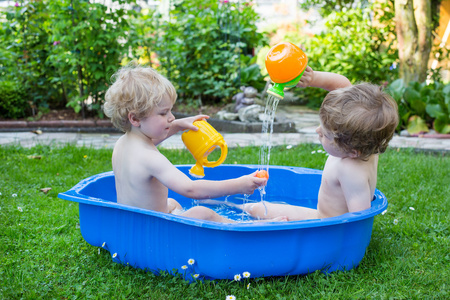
[38,109,88,121]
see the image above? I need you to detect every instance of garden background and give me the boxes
[0,0,449,134]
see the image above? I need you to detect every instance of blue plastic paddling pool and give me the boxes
[58,164,387,280]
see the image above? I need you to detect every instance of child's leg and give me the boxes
[243,202,319,221]
[181,206,288,223]
[167,198,183,213]
[182,206,235,223]
[167,198,230,222]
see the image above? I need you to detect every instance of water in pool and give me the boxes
[194,198,254,221]
[194,196,294,222]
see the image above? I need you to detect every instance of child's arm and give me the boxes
[296,66,351,91]
[183,173,266,199]
[153,114,209,146]
[149,153,267,199]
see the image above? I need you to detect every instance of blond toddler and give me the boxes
[103,63,285,223]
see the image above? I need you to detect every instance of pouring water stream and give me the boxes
[257,94,281,215]
[257,41,307,216]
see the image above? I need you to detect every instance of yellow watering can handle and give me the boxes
[203,139,228,168]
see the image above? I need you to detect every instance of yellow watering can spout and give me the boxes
[181,120,228,178]
[189,162,207,179]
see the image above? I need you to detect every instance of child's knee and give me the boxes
[245,202,266,216]
[168,198,182,213]
[185,206,216,220]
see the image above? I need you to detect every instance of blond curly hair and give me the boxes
[319,83,399,160]
[103,63,177,132]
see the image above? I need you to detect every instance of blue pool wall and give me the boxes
[58,165,388,280]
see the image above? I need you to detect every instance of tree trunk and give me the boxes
[395,0,432,84]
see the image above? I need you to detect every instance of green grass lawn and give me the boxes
[0,144,448,299]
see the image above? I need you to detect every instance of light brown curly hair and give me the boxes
[319,83,399,160]
[103,63,177,132]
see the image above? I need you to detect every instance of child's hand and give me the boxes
[175,114,209,131]
[238,172,268,195]
[296,66,314,88]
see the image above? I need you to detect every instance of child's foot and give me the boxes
[256,216,288,222]
[272,216,289,222]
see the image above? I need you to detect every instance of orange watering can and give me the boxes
[265,42,308,99]
[181,120,228,178]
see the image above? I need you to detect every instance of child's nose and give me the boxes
[168,111,175,122]
[315,126,324,138]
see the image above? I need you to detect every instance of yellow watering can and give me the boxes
[265,42,308,99]
[181,120,228,178]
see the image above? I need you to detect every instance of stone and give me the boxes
[216,110,239,121]
[243,86,258,98]
[233,86,260,113]
[238,104,264,123]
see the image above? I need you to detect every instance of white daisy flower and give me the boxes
[112,253,117,258]
[243,271,250,278]
[17,207,23,212]
[226,296,236,300]
[234,274,241,281]
[409,207,415,211]
[181,265,188,270]
[188,258,195,265]
[393,219,398,225]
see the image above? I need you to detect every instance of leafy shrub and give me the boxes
[0,0,139,118]
[142,0,267,106]
[235,55,267,91]
[0,0,265,117]
[386,79,450,134]
[0,81,29,119]
[46,0,139,117]
[0,1,62,115]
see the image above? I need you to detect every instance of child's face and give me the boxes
[316,122,350,158]
[139,95,175,140]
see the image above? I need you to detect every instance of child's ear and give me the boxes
[128,112,140,127]
[349,149,360,158]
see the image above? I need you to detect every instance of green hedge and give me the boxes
[0,0,265,117]
[0,81,29,119]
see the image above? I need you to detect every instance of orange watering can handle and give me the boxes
[203,140,228,168]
